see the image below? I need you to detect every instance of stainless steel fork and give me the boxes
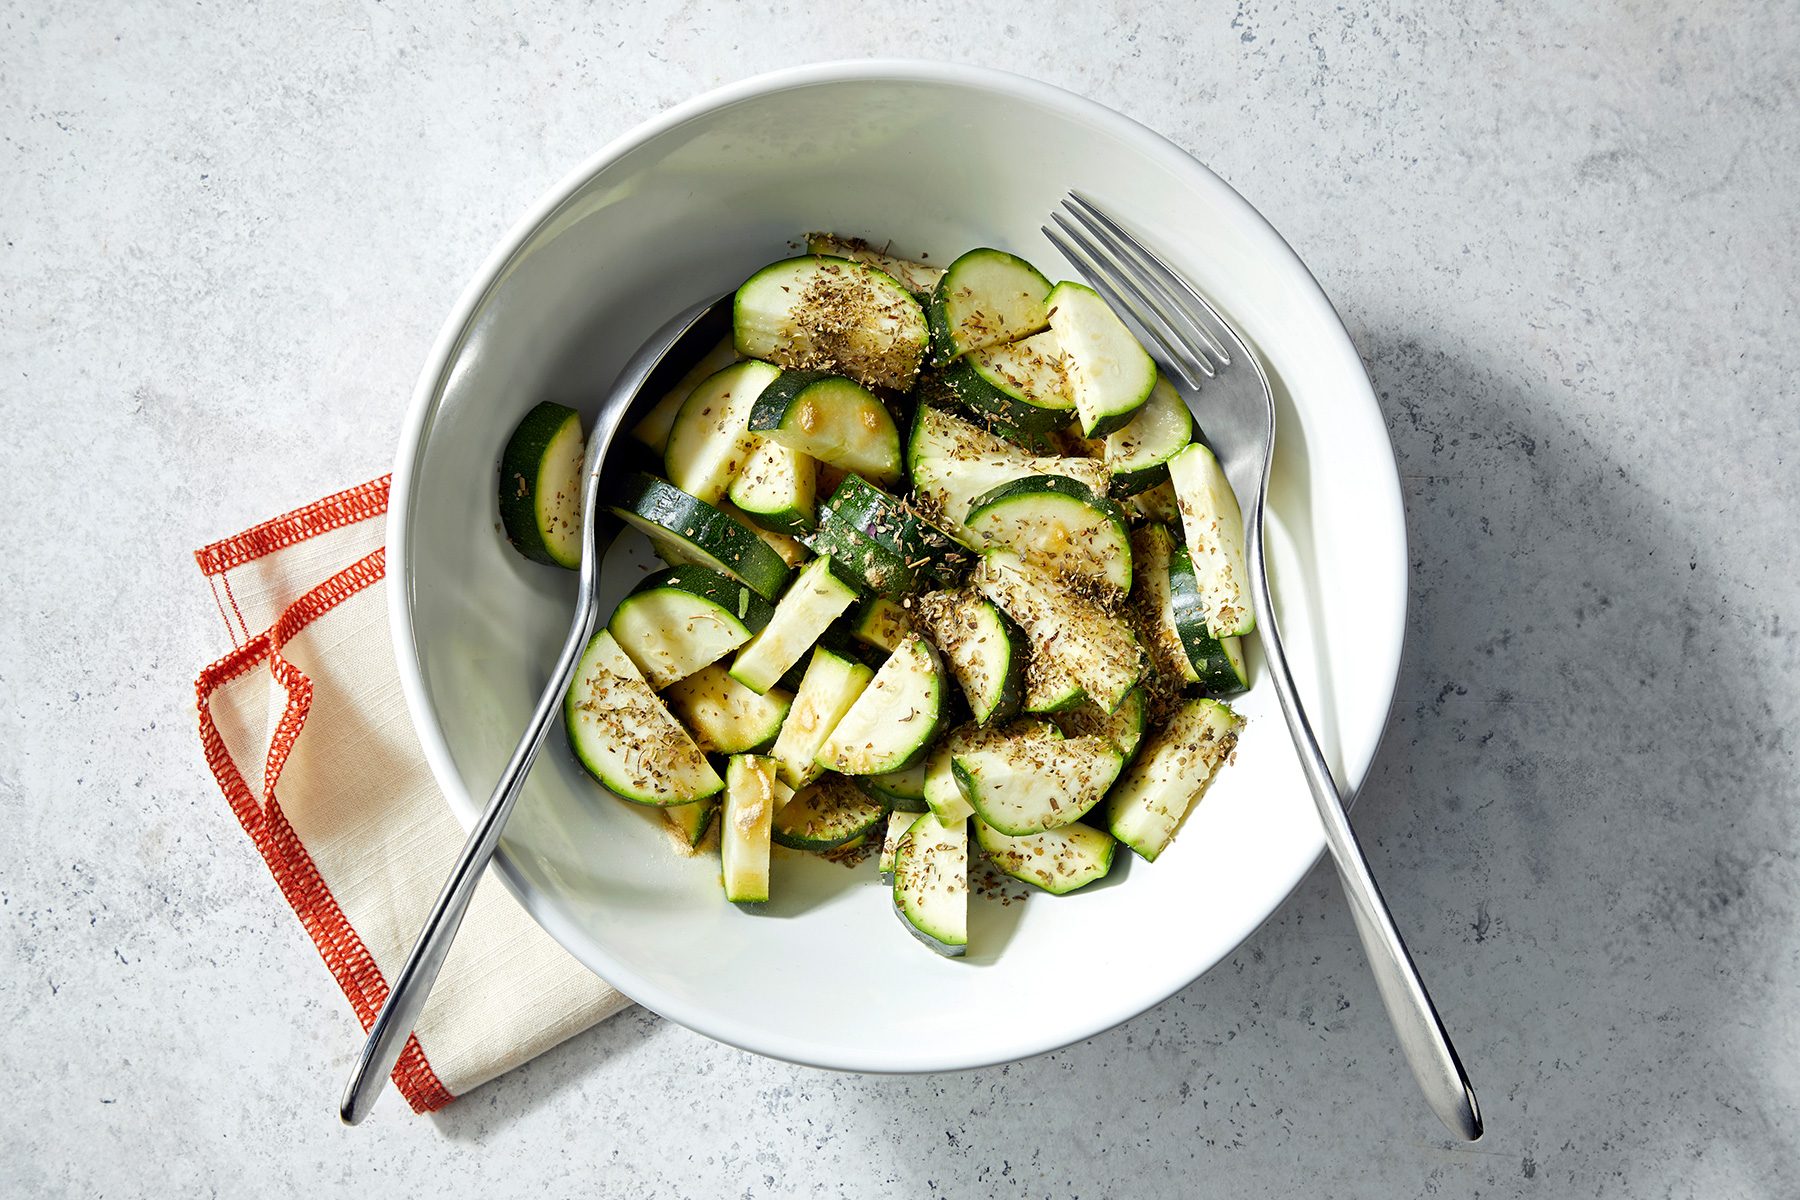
[1045,193,1483,1141]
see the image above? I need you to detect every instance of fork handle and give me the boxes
[1247,517,1483,1141]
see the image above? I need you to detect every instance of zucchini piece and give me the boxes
[1169,544,1252,695]
[630,333,739,454]
[734,256,929,391]
[1047,281,1157,437]
[769,645,874,788]
[805,233,944,295]
[727,508,812,568]
[1023,659,1086,714]
[721,755,779,902]
[941,330,1075,435]
[907,402,1028,477]
[927,248,1053,363]
[974,818,1116,895]
[974,549,1144,712]
[857,758,929,811]
[848,595,912,653]
[1167,443,1254,637]
[1054,686,1148,762]
[609,473,791,600]
[892,812,968,957]
[912,589,1025,726]
[1124,524,1201,687]
[729,555,861,694]
[920,719,1059,824]
[498,401,585,568]
[1107,697,1244,861]
[747,371,903,486]
[563,630,723,805]
[1125,479,1181,525]
[817,633,950,775]
[1103,374,1194,495]
[608,565,773,690]
[727,436,817,536]
[772,774,888,851]
[819,475,972,590]
[663,798,717,849]
[912,453,1113,547]
[877,808,915,876]
[663,663,792,754]
[964,474,1133,596]
[663,359,782,504]
[953,732,1123,836]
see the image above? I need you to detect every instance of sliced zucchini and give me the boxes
[817,633,950,775]
[721,754,778,902]
[974,819,1117,895]
[805,233,944,295]
[663,798,717,849]
[927,248,1053,363]
[1169,543,1252,695]
[1103,374,1194,494]
[1125,479,1180,525]
[663,359,781,504]
[734,255,929,391]
[772,774,888,851]
[563,630,722,805]
[663,664,792,754]
[1047,281,1157,437]
[942,330,1075,435]
[729,509,812,568]
[498,401,585,568]
[1107,697,1243,861]
[727,436,817,535]
[1167,443,1254,637]
[769,645,874,788]
[974,549,1144,712]
[912,589,1025,726]
[747,370,903,486]
[964,474,1133,595]
[953,732,1123,836]
[608,565,773,690]
[848,595,912,653]
[1023,659,1086,714]
[608,473,791,600]
[1054,686,1148,762]
[857,758,929,811]
[1124,524,1201,687]
[907,402,1030,478]
[729,555,860,694]
[891,812,968,957]
[920,720,1058,824]
[877,808,916,876]
[630,333,739,454]
[819,474,972,590]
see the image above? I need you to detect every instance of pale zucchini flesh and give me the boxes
[1106,697,1244,861]
[1167,443,1254,637]
[1047,281,1157,437]
[964,474,1133,595]
[912,588,1024,726]
[772,774,888,850]
[734,255,929,391]
[974,819,1116,895]
[1124,524,1202,687]
[952,732,1124,836]
[630,333,739,454]
[817,634,950,775]
[663,664,792,754]
[721,755,778,902]
[563,630,722,806]
[663,359,782,504]
[892,812,969,957]
[608,565,771,690]
[928,248,1053,362]
[806,233,944,295]
[498,401,585,569]
[727,436,817,536]
[769,646,874,788]
[730,555,860,694]
[1103,373,1194,494]
[974,549,1144,712]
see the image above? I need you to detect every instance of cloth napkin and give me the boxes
[192,476,630,1113]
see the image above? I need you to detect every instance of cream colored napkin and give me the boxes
[193,477,629,1113]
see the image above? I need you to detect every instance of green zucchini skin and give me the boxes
[606,472,792,600]
[772,774,888,851]
[1168,544,1251,695]
[940,330,1074,436]
[818,474,973,592]
[499,401,585,568]
[927,248,1053,365]
[746,370,903,486]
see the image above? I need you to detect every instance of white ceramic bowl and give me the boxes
[389,61,1406,1073]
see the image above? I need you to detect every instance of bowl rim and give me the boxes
[387,58,1408,1073]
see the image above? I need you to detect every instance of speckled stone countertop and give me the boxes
[4,3,1796,1196]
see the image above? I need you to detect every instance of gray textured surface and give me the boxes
[3,2,1796,1196]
